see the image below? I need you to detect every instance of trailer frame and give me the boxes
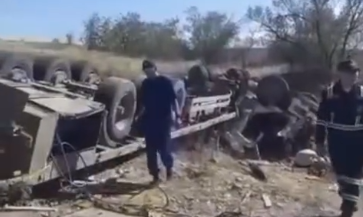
[3,110,236,187]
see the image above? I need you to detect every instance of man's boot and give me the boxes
[166,169,173,180]
[340,209,354,217]
[150,174,161,185]
[340,201,356,217]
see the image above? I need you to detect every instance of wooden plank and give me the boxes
[63,207,138,217]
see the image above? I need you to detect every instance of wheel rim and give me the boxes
[10,68,28,82]
[114,104,126,131]
[85,72,100,84]
[256,75,290,107]
[114,91,135,132]
[51,70,68,84]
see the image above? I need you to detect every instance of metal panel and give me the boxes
[0,78,105,118]
[30,112,236,183]
[31,97,103,117]
[0,102,60,179]
[22,103,59,173]
[0,82,29,124]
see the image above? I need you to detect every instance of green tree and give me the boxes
[183,7,241,63]
[82,13,103,50]
[81,7,242,61]
[247,0,363,69]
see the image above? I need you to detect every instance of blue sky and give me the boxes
[0,0,271,41]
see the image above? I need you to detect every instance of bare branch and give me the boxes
[247,0,363,69]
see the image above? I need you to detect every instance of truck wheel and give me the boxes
[94,77,137,146]
[225,68,241,80]
[256,75,291,110]
[167,77,187,121]
[187,64,211,87]
[0,54,33,81]
[132,75,146,117]
[130,75,146,137]
[71,61,99,84]
[241,69,251,80]
[171,78,187,112]
[225,68,250,97]
[134,75,187,114]
[33,56,71,84]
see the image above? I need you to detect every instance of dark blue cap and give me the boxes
[142,59,156,70]
[337,60,360,74]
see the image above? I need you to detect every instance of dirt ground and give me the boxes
[2,148,362,217]
[61,149,362,217]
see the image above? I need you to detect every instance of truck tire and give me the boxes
[276,90,292,111]
[225,68,241,80]
[225,68,250,98]
[132,75,146,117]
[0,54,33,81]
[131,75,186,135]
[94,77,137,146]
[133,75,186,114]
[225,68,250,82]
[33,56,71,84]
[71,61,99,83]
[241,69,250,80]
[187,64,211,87]
[130,75,146,137]
[256,75,291,110]
[169,77,187,113]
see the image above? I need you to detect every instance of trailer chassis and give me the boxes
[3,112,236,188]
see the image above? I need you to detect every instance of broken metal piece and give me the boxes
[1,204,57,212]
[261,194,272,208]
[247,161,267,182]
[308,157,330,177]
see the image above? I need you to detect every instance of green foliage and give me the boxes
[81,7,240,63]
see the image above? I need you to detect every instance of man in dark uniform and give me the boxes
[138,60,180,184]
[315,59,363,217]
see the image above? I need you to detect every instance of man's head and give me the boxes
[337,59,360,88]
[142,60,157,78]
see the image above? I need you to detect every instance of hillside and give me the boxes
[0,40,200,79]
[0,40,287,79]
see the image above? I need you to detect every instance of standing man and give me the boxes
[138,60,181,184]
[315,59,363,217]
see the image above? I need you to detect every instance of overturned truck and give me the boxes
[0,53,317,204]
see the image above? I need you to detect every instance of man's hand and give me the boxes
[173,112,182,127]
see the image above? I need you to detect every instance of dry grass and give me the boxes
[0,40,198,79]
[0,40,290,80]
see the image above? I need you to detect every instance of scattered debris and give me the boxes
[246,161,267,181]
[329,183,339,192]
[1,205,57,212]
[308,157,330,177]
[261,194,272,208]
[57,151,339,217]
[294,149,318,167]
[240,191,251,204]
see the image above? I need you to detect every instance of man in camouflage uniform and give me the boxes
[315,59,363,217]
